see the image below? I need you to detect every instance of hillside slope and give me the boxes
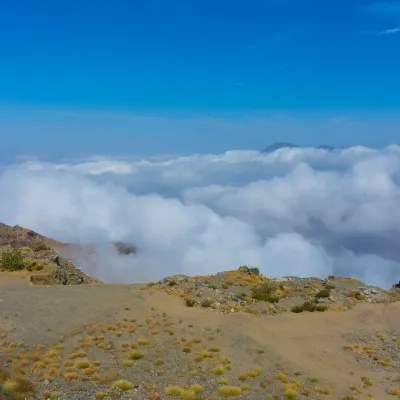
[0,222,99,285]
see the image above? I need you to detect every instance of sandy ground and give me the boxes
[1,284,399,399]
[0,270,33,285]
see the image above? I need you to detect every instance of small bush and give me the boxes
[249,267,260,275]
[33,242,49,252]
[35,262,44,271]
[138,337,150,346]
[129,350,144,360]
[180,389,197,400]
[218,386,242,397]
[165,385,183,396]
[291,305,304,313]
[211,365,225,375]
[221,283,229,289]
[252,280,279,302]
[64,372,78,380]
[1,248,24,271]
[348,291,366,300]
[111,380,133,390]
[315,387,332,395]
[190,384,204,394]
[252,293,280,303]
[302,301,318,312]
[185,299,195,307]
[316,289,331,298]
[247,369,261,378]
[75,359,90,369]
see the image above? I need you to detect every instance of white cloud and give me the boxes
[1,145,400,288]
[378,27,400,35]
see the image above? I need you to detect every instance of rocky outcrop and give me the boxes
[26,249,99,285]
[149,267,400,315]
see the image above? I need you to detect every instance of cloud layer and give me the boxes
[1,146,400,288]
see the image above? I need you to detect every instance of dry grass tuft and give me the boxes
[129,350,145,360]
[218,385,242,397]
[111,379,134,390]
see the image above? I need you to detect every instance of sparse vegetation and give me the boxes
[218,386,242,397]
[1,223,399,400]
[291,301,328,313]
[1,247,24,270]
[185,298,195,307]
[111,379,134,390]
[251,279,280,302]
[315,289,331,298]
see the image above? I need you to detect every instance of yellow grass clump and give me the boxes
[190,384,204,394]
[218,386,242,397]
[129,350,145,360]
[138,337,151,346]
[75,359,91,369]
[111,379,134,390]
[316,387,332,395]
[247,368,261,378]
[211,365,225,375]
[165,385,183,396]
[123,359,134,367]
[64,372,78,380]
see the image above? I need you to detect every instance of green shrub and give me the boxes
[315,289,331,298]
[291,305,304,313]
[291,300,328,313]
[185,299,195,307]
[33,242,49,252]
[237,293,247,301]
[249,267,260,275]
[252,293,280,303]
[1,248,24,271]
[35,263,44,271]
[252,279,279,302]
[302,301,317,312]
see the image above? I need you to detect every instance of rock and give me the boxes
[329,295,337,302]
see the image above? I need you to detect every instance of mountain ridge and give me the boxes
[261,142,336,153]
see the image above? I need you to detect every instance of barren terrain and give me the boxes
[1,223,400,399]
[1,283,400,399]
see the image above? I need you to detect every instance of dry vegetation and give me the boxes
[1,222,400,399]
[0,309,348,400]
[150,266,400,317]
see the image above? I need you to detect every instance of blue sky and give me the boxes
[1,0,400,160]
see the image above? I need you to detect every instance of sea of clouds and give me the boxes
[1,145,400,288]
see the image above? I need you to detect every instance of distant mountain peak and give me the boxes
[261,142,336,153]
